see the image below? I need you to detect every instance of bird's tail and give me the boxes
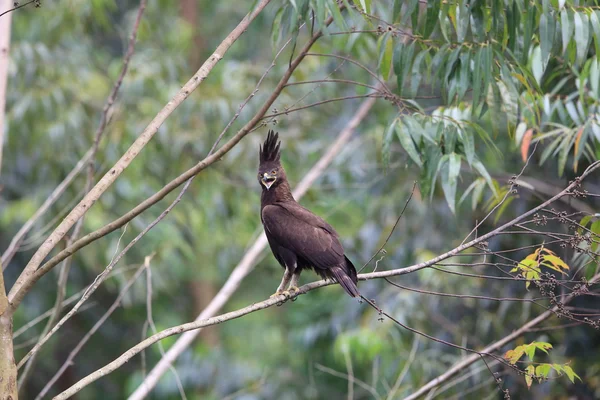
[330,257,360,298]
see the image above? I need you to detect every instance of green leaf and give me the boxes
[456,52,470,102]
[472,160,496,195]
[315,0,326,32]
[522,7,537,63]
[408,50,428,97]
[382,119,396,169]
[424,0,440,38]
[456,2,470,43]
[578,215,594,234]
[393,41,415,95]
[540,11,556,64]
[536,364,552,379]
[357,0,371,14]
[591,219,600,252]
[525,365,535,389]
[395,120,423,167]
[574,12,590,64]
[561,8,573,53]
[440,153,461,214]
[327,0,347,31]
[590,10,600,56]
[462,128,475,166]
[562,365,581,383]
[472,47,483,111]
[378,33,394,80]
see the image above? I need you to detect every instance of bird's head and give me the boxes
[258,130,284,191]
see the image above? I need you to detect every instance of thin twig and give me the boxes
[358,181,417,273]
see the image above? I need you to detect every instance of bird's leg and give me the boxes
[287,271,301,296]
[270,267,293,298]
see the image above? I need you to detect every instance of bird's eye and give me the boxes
[271,170,277,174]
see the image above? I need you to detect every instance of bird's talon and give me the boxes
[270,291,285,299]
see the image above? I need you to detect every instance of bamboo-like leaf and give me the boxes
[473,160,496,194]
[424,0,440,38]
[382,119,396,169]
[590,10,600,56]
[456,1,470,43]
[522,7,536,63]
[395,120,423,167]
[378,33,394,80]
[327,0,347,31]
[314,0,326,32]
[574,11,590,64]
[472,47,483,111]
[393,40,415,95]
[561,8,573,53]
[409,49,427,97]
[540,11,556,64]
[521,128,533,162]
[462,128,475,166]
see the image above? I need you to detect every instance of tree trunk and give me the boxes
[0,0,13,176]
[0,266,17,400]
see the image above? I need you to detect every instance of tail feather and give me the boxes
[330,259,360,298]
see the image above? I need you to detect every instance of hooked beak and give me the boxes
[261,173,276,190]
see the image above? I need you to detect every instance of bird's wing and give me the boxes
[261,203,344,269]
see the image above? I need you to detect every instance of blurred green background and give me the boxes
[1,0,600,399]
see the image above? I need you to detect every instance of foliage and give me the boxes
[511,247,570,288]
[505,341,582,389]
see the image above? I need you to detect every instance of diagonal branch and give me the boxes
[6,0,274,312]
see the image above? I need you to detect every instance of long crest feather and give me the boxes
[259,130,281,164]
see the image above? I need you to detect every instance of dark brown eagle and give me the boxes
[258,130,360,298]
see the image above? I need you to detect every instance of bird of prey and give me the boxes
[258,130,360,298]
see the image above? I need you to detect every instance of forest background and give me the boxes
[1,0,600,399]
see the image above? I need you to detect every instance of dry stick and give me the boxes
[1,149,92,269]
[127,94,379,400]
[17,2,148,389]
[6,0,274,312]
[35,262,148,400]
[9,7,325,312]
